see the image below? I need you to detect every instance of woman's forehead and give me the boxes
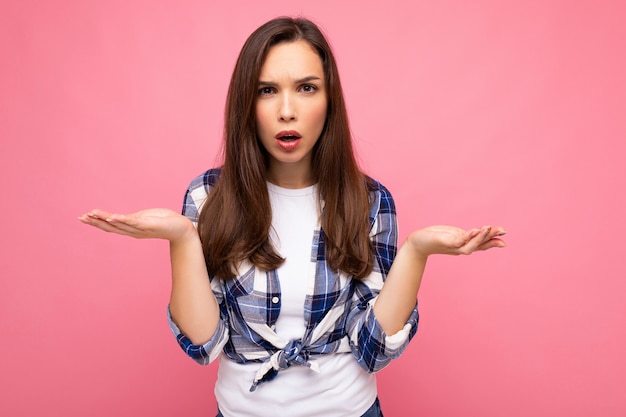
[259,41,324,81]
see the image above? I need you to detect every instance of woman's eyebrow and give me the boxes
[258,75,322,85]
[295,75,322,83]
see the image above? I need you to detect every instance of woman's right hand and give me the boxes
[78,208,196,243]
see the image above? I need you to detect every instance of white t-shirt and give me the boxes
[215,183,377,416]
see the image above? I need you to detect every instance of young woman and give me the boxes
[79,17,505,417]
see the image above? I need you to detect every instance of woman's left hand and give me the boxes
[78,208,196,242]
[407,225,506,258]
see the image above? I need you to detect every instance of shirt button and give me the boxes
[272,296,280,304]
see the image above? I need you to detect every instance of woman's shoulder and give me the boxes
[183,168,222,212]
[187,167,223,192]
[365,175,396,216]
[366,175,394,200]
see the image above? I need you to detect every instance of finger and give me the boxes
[458,226,493,254]
[483,227,506,245]
[477,225,506,242]
[78,214,137,236]
[105,213,132,225]
[453,228,479,249]
[85,209,116,221]
[79,211,113,227]
[465,228,481,241]
[102,216,149,236]
[477,237,506,251]
[471,226,491,244]
[102,212,150,229]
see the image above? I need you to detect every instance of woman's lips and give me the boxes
[276,138,301,151]
[275,130,302,151]
[275,130,301,140]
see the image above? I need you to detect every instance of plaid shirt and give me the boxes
[168,168,419,391]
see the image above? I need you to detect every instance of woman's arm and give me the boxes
[373,225,506,334]
[78,208,219,344]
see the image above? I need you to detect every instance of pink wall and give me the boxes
[2,1,625,416]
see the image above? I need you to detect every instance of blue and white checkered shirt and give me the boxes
[168,168,419,391]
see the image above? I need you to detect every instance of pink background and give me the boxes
[2,1,625,416]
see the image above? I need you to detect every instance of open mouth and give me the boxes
[276,131,302,142]
[275,131,302,151]
[278,135,299,141]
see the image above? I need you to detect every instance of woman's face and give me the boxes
[255,40,327,187]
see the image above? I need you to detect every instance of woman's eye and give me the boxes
[258,87,274,96]
[300,84,317,93]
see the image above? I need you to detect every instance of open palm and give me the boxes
[408,225,506,257]
[78,208,196,242]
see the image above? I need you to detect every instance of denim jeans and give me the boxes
[216,397,383,417]
[361,397,384,417]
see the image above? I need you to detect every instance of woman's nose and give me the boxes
[278,93,296,121]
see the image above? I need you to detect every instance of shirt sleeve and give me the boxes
[346,181,419,373]
[167,169,231,365]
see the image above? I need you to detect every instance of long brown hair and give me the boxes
[198,17,375,279]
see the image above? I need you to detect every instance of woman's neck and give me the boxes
[266,163,315,189]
